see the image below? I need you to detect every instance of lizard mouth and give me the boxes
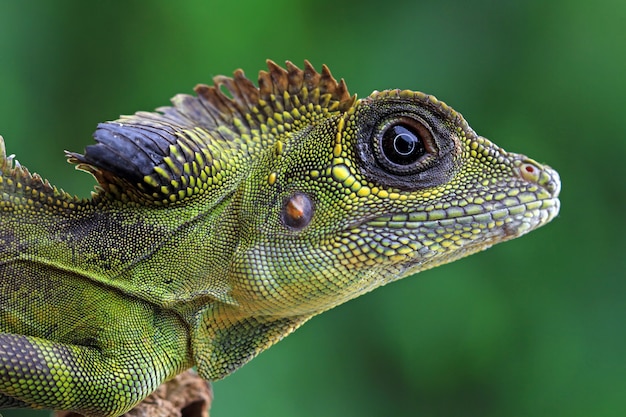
[372,197,561,279]
[333,196,561,280]
[361,196,560,234]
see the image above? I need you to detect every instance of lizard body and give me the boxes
[0,61,560,416]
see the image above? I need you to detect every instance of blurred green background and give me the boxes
[0,0,624,416]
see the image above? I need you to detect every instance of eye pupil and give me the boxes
[393,131,417,156]
[382,123,426,165]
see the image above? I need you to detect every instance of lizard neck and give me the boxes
[4,191,240,309]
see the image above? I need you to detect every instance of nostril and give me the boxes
[519,162,540,183]
[517,160,561,197]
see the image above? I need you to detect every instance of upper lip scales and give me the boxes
[352,197,561,230]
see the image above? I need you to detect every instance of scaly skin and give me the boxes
[0,61,560,416]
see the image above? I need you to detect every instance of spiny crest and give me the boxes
[68,60,356,205]
[190,60,355,127]
[0,135,80,213]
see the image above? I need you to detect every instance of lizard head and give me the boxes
[200,65,560,378]
[229,85,561,318]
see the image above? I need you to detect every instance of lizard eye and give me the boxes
[355,100,459,191]
[373,116,435,174]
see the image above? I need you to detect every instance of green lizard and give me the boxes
[0,60,560,416]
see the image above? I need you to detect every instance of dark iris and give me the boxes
[381,123,426,165]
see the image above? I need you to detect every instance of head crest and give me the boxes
[68,61,356,204]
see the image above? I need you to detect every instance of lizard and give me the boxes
[0,60,561,416]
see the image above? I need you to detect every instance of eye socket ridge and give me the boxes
[373,115,437,175]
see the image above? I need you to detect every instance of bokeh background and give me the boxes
[1,0,624,416]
